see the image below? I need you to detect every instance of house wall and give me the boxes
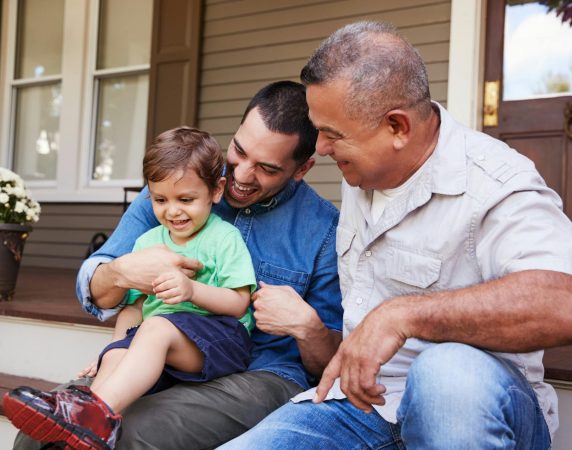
[22,0,451,269]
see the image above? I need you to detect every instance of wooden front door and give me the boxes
[483,0,572,218]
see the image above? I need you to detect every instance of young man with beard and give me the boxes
[13,81,343,450]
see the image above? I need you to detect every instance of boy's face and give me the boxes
[148,169,224,245]
[224,107,314,209]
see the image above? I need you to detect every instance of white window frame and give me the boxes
[0,0,148,203]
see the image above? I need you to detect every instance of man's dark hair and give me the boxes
[241,81,318,164]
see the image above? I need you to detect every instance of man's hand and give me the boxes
[91,245,203,309]
[314,300,409,412]
[153,271,195,304]
[112,245,202,294]
[251,281,317,338]
[252,281,342,377]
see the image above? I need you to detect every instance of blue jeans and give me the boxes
[219,343,551,450]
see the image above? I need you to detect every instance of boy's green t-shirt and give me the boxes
[126,213,256,331]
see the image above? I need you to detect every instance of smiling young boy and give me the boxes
[4,127,257,450]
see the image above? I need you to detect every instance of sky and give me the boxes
[503,2,572,100]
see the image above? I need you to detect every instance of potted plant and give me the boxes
[0,167,41,301]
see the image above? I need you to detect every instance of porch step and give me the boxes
[0,315,113,384]
[0,373,59,449]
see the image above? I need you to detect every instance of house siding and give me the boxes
[198,0,451,206]
[23,0,451,269]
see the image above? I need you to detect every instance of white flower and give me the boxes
[14,201,25,213]
[12,186,25,198]
[0,166,40,224]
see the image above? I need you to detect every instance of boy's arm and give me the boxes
[152,271,251,318]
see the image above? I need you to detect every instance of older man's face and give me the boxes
[307,80,407,191]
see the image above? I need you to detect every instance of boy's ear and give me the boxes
[292,157,315,182]
[212,177,226,204]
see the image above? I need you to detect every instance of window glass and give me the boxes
[92,76,149,181]
[13,84,62,181]
[15,0,64,79]
[97,0,153,69]
[503,1,572,100]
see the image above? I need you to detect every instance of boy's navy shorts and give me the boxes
[97,312,251,394]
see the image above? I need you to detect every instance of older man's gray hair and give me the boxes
[300,21,432,128]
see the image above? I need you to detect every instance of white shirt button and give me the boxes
[365,250,372,257]
[477,154,485,161]
[356,297,363,305]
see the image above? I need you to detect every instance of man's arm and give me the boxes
[316,269,572,411]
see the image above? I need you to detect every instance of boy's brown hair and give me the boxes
[143,127,224,192]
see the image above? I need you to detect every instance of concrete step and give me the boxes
[0,315,112,384]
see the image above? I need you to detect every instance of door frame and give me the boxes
[447,0,486,129]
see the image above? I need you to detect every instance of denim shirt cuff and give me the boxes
[76,256,125,321]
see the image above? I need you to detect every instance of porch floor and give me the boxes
[0,267,570,381]
[0,267,113,328]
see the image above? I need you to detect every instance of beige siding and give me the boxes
[198,0,451,207]
[28,1,451,268]
[22,204,123,269]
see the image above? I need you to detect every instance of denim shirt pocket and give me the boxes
[387,248,441,289]
[257,261,310,296]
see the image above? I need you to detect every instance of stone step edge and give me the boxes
[0,373,59,416]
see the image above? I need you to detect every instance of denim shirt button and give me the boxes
[244,208,251,215]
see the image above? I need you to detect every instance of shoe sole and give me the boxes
[3,391,112,450]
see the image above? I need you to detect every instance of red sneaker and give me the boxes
[3,385,121,450]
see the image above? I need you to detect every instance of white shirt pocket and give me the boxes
[386,248,442,289]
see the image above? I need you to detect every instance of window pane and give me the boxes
[503,1,572,100]
[15,0,64,79]
[97,0,153,69]
[13,84,62,181]
[93,75,149,181]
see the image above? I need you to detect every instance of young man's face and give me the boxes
[224,107,313,209]
[306,79,405,191]
[149,169,224,245]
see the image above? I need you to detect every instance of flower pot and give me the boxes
[0,223,32,301]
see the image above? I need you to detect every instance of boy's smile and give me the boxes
[148,169,224,245]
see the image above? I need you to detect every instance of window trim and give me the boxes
[0,0,149,203]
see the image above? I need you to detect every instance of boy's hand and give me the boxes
[153,271,195,304]
[77,359,98,378]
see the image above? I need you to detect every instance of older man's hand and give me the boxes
[314,299,409,412]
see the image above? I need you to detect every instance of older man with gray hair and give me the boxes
[220,21,572,450]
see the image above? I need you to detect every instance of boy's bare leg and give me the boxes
[93,316,203,413]
[90,348,127,391]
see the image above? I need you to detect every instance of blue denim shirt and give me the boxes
[76,179,343,389]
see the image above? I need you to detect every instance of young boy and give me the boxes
[3,127,257,450]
